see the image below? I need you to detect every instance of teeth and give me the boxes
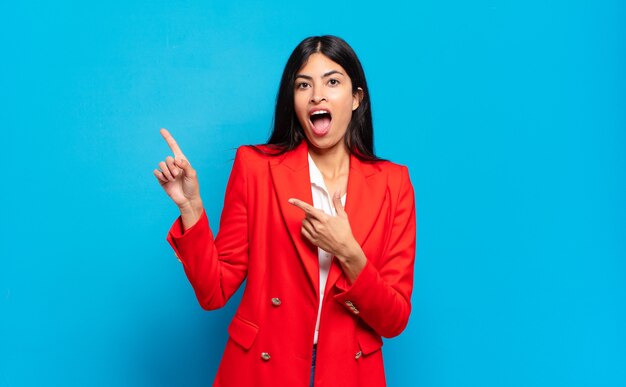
[311,110,329,116]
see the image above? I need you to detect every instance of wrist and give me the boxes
[338,239,366,264]
[178,198,204,232]
[337,241,367,284]
[178,198,204,216]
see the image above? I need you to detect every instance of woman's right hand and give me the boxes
[154,129,203,216]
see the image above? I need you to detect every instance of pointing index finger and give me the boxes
[288,198,323,219]
[160,128,186,158]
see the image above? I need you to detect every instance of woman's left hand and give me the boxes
[288,192,366,267]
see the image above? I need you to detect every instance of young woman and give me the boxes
[154,35,416,387]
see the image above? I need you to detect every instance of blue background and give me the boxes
[1,1,625,386]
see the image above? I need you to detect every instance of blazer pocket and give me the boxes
[228,314,259,351]
[357,330,384,355]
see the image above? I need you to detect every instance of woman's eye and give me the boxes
[329,79,340,86]
[296,82,310,89]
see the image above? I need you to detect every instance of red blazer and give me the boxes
[166,140,416,387]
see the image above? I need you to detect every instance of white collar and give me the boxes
[307,153,326,189]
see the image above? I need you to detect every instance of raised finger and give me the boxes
[160,128,186,158]
[165,156,180,178]
[333,191,347,217]
[159,161,173,181]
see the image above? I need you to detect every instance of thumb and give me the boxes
[175,158,195,178]
[333,191,346,217]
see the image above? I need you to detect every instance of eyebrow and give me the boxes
[295,70,345,80]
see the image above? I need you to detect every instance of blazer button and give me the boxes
[271,297,281,306]
[355,351,362,360]
[261,352,271,361]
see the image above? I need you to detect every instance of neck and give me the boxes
[308,141,350,179]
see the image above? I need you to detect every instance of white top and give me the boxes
[308,153,347,345]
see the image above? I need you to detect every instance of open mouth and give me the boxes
[309,110,332,136]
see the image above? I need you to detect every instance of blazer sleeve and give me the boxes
[166,147,249,310]
[333,165,416,338]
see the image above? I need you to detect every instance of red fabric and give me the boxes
[167,141,416,387]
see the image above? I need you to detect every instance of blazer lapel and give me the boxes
[344,155,388,246]
[325,154,388,298]
[269,141,320,295]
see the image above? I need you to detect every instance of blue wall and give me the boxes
[1,1,625,386]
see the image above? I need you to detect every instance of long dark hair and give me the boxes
[263,35,380,161]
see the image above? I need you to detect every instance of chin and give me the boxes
[305,133,346,153]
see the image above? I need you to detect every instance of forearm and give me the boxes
[167,207,247,311]
[334,260,413,338]
[168,146,250,310]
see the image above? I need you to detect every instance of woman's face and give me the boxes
[293,53,362,154]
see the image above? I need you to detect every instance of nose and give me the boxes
[310,86,326,104]
[311,95,327,104]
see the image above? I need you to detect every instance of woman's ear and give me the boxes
[352,87,364,111]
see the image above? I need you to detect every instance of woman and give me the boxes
[154,35,416,387]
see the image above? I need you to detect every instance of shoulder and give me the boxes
[231,144,288,175]
[232,144,271,164]
[234,144,286,160]
[368,159,415,209]
[377,159,408,175]
[360,158,411,188]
